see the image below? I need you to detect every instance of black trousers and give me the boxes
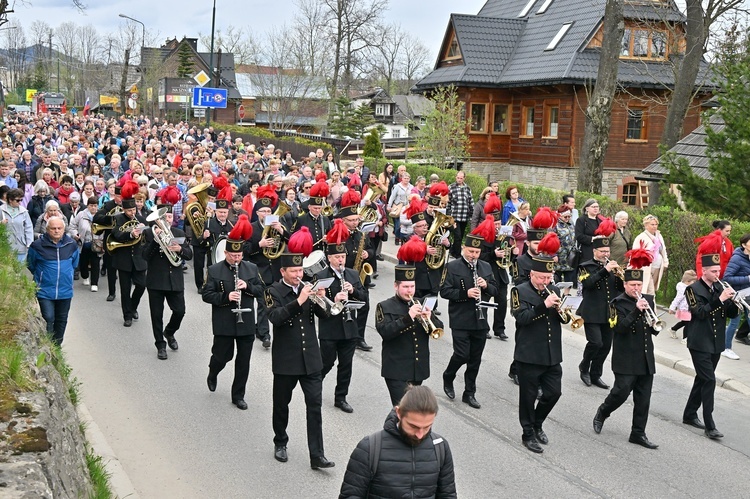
[737,318,749,339]
[320,338,358,402]
[356,288,370,341]
[104,251,117,295]
[516,361,562,439]
[79,245,100,284]
[272,372,324,459]
[443,328,487,396]
[255,294,270,340]
[384,378,423,407]
[209,335,254,401]
[580,322,613,380]
[118,268,145,321]
[147,288,185,349]
[193,245,209,289]
[683,349,721,430]
[600,373,653,437]
[450,221,469,259]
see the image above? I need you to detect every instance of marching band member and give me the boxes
[511,251,569,453]
[196,196,234,292]
[318,219,368,413]
[293,181,331,253]
[143,203,192,360]
[411,201,448,316]
[202,215,264,410]
[593,247,660,449]
[577,218,622,389]
[92,184,122,302]
[481,193,510,340]
[440,231,498,409]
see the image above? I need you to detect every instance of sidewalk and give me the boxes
[377,234,750,396]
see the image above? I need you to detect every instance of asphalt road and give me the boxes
[64,261,750,498]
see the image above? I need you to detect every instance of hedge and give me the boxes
[216,124,332,152]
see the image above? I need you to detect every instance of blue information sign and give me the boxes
[192,87,228,109]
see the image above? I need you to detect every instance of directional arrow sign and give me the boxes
[192,87,228,109]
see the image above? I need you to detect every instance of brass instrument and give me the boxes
[358,185,385,223]
[147,207,182,267]
[605,258,625,280]
[92,205,122,234]
[544,285,576,325]
[185,183,209,238]
[106,218,144,252]
[295,276,343,316]
[322,203,334,217]
[424,211,454,270]
[407,294,443,339]
[636,292,665,332]
[232,262,254,323]
[354,229,373,285]
[495,214,520,269]
[262,201,291,259]
[718,280,750,313]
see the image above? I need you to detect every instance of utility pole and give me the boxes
[207,0,216,127]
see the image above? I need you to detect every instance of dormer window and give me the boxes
[621,28,667,60]
[375,103,391,116]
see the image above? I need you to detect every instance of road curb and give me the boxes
[77,402,140,499]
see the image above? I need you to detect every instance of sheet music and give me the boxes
[311,277,334,291]
[422,296,438,311]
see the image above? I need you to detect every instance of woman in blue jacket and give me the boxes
[722,234,750,358]
[27,216,79,345]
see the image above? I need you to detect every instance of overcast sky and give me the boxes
[12,0,487,61]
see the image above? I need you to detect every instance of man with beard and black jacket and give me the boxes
[339,386,456,498]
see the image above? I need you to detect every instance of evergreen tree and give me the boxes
[177,43,195,78]
[350,104,376,139]
[415,85,469,169]
[363,128,382,158]
[327,96,356,138]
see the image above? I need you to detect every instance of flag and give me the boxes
[83,97,90,117]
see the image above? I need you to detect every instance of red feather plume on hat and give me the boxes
[340,189,361,208]
[217,185,234,202]
[157,185,181,205]
[257,184,278,207]
[213,176,228,190]
[227,214,253,241]
[326,218,350,245]
[472,215,496,244]
[694,229,724,253]
[397,236,427,264]
[595,217,616,237]
[120,180,140,200]
[287,226,313,257]
[538,232,561,256]
[429,181,449,197]
[315,171,328,183]
[531,206,558,230]
[117,169,135,187]
[309,181,329,198]
[404,196,426,219]
[483,192,502,214]
[625,240,653,270]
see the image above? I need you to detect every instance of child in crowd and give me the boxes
[669,269,698,343]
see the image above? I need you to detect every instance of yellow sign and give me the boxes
[194,71,210,87]
[129,84,138,93]
[99,95,119,106]
[26,89,38,102]
[146,87,153,100]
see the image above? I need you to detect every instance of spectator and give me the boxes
[411,176,428,199]
[562,194,579,223]
[632,214,669,295]
[511,202,532,255]
[502,185,524,224]
[29,180,55,225]
[1,188,34,262]
[14,169,34,208]
[574,198,602,265]
[325,151,338,175]
[552,205,576,284]
[0,160,17,188]
[669,270,697,343]
[27,216,79,345]
[610,211,632,267]
[447,171,473,259]
[721,234,750,356]
[34,200,67,239]
[387,171,412,245]
[57,175,77,204]
[471,187,494,231]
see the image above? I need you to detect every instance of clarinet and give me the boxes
[339,265,354,322]
[469,259,486,321]
[233,262,244,323]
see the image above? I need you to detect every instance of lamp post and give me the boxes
[207,0,217,127]
[118,14,145,114]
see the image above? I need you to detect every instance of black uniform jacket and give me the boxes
[375,295,443,382]
[511,282,568,366]
[345,229,373,270]
[293,213,332,253]
[479,239,510,286]
[511,252,534,286]
[439,257,498,331]
[110,212,148,272]
[685,279,739,354]
[93,199,121,254]
[609,293,658,375]
[202,260,264,337]
[316,266,367,340]
[266,280,328,375]
[203,216,234,250]
[578,259,624,324]
[143,227,193,291]
[243,220,274,285]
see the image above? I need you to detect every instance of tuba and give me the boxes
[262,201,291,259]
[106,218,144,252]
[496,214,521,269]
[358,184,385,224]
[424,211,454,270]
[185,183,209,238]
[147,207,182,267]
[92,205,123,234]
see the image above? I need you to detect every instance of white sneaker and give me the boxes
[91,285,98,292]
[721,349,740,360]
[83,277,90,286]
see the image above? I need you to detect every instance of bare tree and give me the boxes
[398,33,431,94]
[371,22,404,94]
[2,19,28,92]
[55,21,78,93]
[293,0,334,78]
[198,26,260,66]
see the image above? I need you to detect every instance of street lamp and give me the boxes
[118,14,146,114]
[207,0,217,127]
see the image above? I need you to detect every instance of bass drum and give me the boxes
[211,236,228,264]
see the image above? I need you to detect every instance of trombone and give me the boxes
[636,293,665,332]
[407,294,443,339]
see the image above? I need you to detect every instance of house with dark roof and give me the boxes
[415,0,714,200]
[350,88,434,138]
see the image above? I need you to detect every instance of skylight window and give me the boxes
[518,0,537,17]
[545,22,573,50]
[537,0,554,14]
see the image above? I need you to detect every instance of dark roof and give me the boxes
[642,114,723,179]
[391,95,434,125]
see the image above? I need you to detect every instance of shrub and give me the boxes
[363,129,383,159]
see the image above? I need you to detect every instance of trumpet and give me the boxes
[295,277,343,316]
[604,258,625,280]
[718,280,750,312]
[407,294,443,339]
[544,286,574,324]
[636,293,665,332]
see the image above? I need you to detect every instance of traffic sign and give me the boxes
[194,71,210,87]
[26,89,38,102]
[238,105,245,119]
[192,87,227,109]
[194,108,206,118]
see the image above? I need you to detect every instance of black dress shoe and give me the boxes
[157,348,167,360]
[233,399,248,410]
[74,271,80,281]
[207,373,217,392]
[593,407,606,434]
[100,268,107,276]
[372,273,379,279]
[356,340,373,351]
[310,456,335,469]
[736,337,750,346]
[367,283,376,289]
[376,255,384,261]
[443,382,455,400]
[486,332,493,339]
[462,394,481,409]
[262,337,271,349]
[509,373,519,386]
[629,434,659,449]
[591,378,609,389]
[496,332,508,340]
[433,310,441,316]
[133,311,139,321]
[334,400,354,413]
[165,335,179,351]
[682,417,705,430]
[580,371,592,387]
[534,428,549,445]
[274,445,288,463]
[523,438,544,453]
[705,428,724,439]
[123,319,132,327]
[106,294,116,302]
[197,288,203,294]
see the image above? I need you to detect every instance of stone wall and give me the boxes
[0,316,93,498]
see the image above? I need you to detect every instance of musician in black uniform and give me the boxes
[143,205,192,359]
[93,185,122,301]
[202,217,264,410]
[682,251,738,439]
[440,233,498,409]
[375,264,443,406]
[266,252,335,469]
[340,202,374,351]
[292,182,331,253]
[412,207,450,316]
[481,194,510,340]
[510,255,570,453]
[110,192,147,327]
[193,197,233,292]
[577,237,623,389]
[593,267,660,449]
[318,235,368,413]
